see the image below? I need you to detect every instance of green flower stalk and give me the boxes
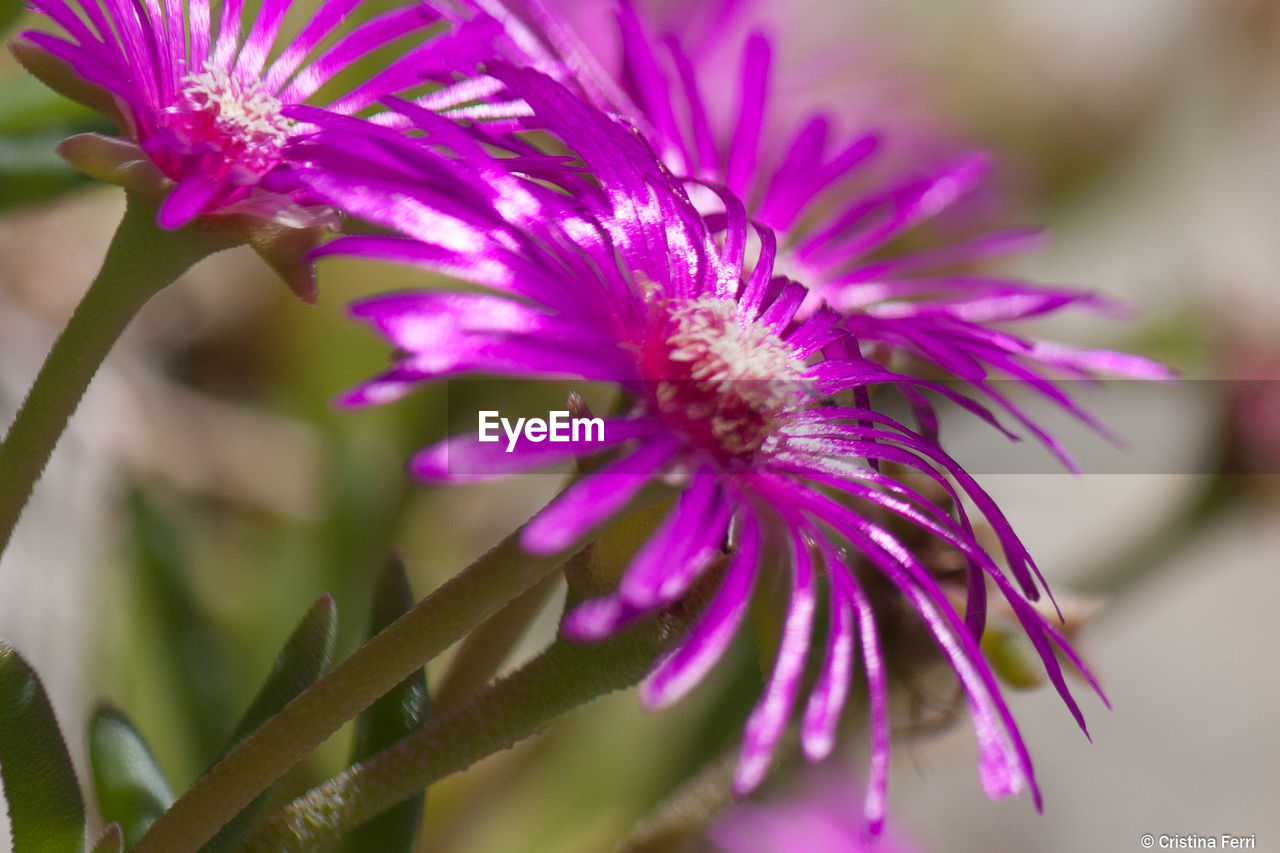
[0,193,241,557]
[1,0,499,558]
[130,525,572,853]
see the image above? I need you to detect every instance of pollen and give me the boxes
[650,296,808,463]
[170,65,293,175]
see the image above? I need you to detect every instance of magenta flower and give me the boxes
[11,0,502,235]
[482,0,1174,465]
[293,67,1102,829]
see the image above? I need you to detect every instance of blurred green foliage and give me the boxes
[0,73,107,208]
[1,0,23,34]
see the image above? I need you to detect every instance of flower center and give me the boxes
[647,296,808,465]
[170,66,293,176]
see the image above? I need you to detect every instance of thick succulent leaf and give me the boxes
[196,594,337,853]
[226,594,338,745]
[340,554,429,853]
[87,707,175,848]
[0,641,86,853]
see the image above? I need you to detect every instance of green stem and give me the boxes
[431,569,561,712]
[132,525,572,853]
[0,193,238,558]
[238,614,683,853]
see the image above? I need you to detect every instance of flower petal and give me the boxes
[641,512,761,709]
[520,436,682,554]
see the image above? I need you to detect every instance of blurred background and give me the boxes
[1,0,1278,850]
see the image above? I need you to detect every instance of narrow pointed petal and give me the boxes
[735,518,815,794]
[641,514,761,709]
[520,437,681,554]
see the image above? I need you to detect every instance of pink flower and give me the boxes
[478,0,1176,465]
[13,0,501,232]
[294,67,1103,827]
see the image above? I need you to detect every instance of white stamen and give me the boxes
[656,297,808,459]
[173,65,293,171]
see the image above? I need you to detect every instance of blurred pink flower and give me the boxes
[708,767,919,853]
[482,0,1174,467]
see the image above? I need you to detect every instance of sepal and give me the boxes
[246,220,326,304]
[10,36,125,127]
[58,133,168,193]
